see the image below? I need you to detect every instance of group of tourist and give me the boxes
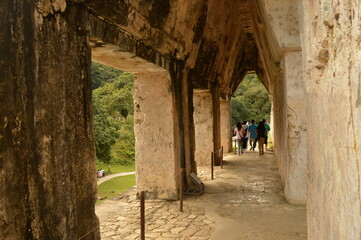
[234,119,270,155]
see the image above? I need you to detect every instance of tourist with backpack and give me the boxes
[256,121,267,155]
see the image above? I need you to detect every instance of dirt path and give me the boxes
[97,172,136,185]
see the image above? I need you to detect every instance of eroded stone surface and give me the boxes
[134,71,179,200]
[0,1,99,239]
[283,51,307,204]
[193,90,213,166]
[220,99,232,153]
[298,1,361,239]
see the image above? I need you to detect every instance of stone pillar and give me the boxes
[134,71,179,200]
[220,98,232,153]
[269,100,274,142]
[193,90,213,166]
[273,51,307,204]
[272,71,288,190]
[211,84,221,165]
[0,2,99,239]
[283,51,307,204]
[299,1,361,238]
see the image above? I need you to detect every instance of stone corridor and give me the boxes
[96,150,307,240]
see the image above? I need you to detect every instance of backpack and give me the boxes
[241,127,247,137]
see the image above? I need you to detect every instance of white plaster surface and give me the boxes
[134,71,178,200]
[259,0,301,50]
[284,50,307,204]
[272,72,287,189]
[193,90,213,166]
[220,99,232,153]
[299,1,361,238]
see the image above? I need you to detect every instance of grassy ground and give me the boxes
[97,174,136,204]
[96,163,135,175]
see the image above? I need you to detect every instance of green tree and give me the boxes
[92,62,135,170]
[91,62,124,90]
[93,106,120,171]
[231,74,271,126]
[111,116,135,165]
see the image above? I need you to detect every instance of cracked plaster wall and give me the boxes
[299,0,361,238]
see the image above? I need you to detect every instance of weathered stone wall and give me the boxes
[134,71,179,199]
[258,0,307,204]
[284,51,307,204]
[193,90,213,166]
[220,99,232,153]
[271,71,288,187]
[299,1,361,238]
[0,1,99,239]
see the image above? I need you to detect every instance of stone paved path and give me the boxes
[97,172,136,185]
[96,150,307,239]
[96,189,215,240]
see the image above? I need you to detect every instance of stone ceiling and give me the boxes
[86,0,277,95]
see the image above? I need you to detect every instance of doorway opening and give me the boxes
[91,61,136,203]
[231,73,272,152]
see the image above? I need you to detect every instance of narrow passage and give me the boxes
[192,150,307,240]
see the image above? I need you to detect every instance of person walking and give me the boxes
[234,122,243,155]
[241,121,249,153]
[256,121,267,155]
[248,120,257,151]
[263,119,271,150]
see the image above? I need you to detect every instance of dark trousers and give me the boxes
[252,136,259,149]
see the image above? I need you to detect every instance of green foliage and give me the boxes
[91,62,124,90]
[111,116,135,165]
[93,108,120,164]
[92,62,135,166]
[231,74,271,126]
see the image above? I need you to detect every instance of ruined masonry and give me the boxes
[1,0,361,239]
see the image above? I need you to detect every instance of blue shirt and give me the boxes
[248,124,257,138]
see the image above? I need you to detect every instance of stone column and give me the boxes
[273,51,307,204]
[134,71,179,200]
[283,51,307,204]
[193,90,213,166]
[0,2,99,239]
[220,98,232,153]
[272,70,288,189]
[211,84,221,165]
[269,100,274,142]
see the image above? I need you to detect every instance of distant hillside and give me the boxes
[92,62,135,165]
